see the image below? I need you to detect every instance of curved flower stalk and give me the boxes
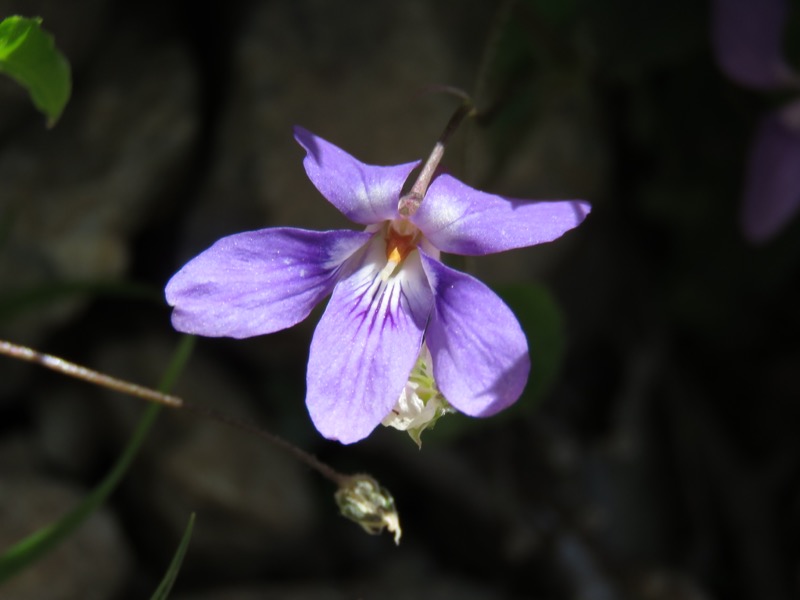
[166,126,590,444]
[712,0,800,242]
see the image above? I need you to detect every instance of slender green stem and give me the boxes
[472,0,516,114]
[0,337,348,485]
[0,340,184,408]
[178,402,347,485]
[150,513,195,600]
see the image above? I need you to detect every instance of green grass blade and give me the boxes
[0,334,195,583]
[150,513,196,600]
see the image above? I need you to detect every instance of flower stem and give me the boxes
[0,339,185,408]
[0,335,193,583]
[177,401,348,486]
[398,98,476,217]
[0,338,348,486]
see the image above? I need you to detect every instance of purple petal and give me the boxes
[741,105,800,242]
[711,0,797,89]
[420,253,530,417]
[294,126,419,225]
[165,228,372,338]
[306,238,433,443]
[411,174,590,256]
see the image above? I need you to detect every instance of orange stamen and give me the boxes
[385,231,416,264]
[379,227,418,281]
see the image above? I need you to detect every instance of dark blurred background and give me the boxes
[2,0,800,599]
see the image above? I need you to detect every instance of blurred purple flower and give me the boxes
[712,0,800,242]
[166,127,590,443]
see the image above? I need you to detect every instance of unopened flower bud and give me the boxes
[335,474,402,544]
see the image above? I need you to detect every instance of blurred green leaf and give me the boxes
[0,335,195,583]
[431,282,566,442]
[495,282,566,409]
[0,15,71,126]
[150,513,195,600]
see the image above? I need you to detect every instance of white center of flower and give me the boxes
[382,344,454,447]
[378,219,421,281]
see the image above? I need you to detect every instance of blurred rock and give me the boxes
[143,418,318,577]
[33,386,107,479]
[86,332,318,578]
[175,587,345,600]
[173,574,504,600]
[171,0,604,300]
[176,0,483,257]
[0,434,42,474]
[0,30,199,343]
[634,569,710,600]
[469,73,609,285]
[555,532,623,600]
[0,476,131,600]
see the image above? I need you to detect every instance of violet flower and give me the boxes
[712,0,800,242]
[166,127,590,444]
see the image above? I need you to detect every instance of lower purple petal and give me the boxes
[420,252,530,417]
[165,228,371,338]
[741,106,800,243]
[306,238,433,443]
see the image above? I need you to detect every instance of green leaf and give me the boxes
[0,335,195,583]
[0,16,71,126]
[426,282,567,442]
[150,513,195,600]
[494,282,566,410]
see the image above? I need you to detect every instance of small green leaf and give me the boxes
[150,513,195,600]
[0,16,71,126]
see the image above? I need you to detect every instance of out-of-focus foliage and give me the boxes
[150,513,195,600]
[496,283,566,410]
[0,15,71,126]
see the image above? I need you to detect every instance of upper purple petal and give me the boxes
[411,173,590,255]
[420,252,530,417]
[165,227,371,338]
[306,237,433,443]
[294,126,420,225]
[740,104,800,242]
[711,0,797,90]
